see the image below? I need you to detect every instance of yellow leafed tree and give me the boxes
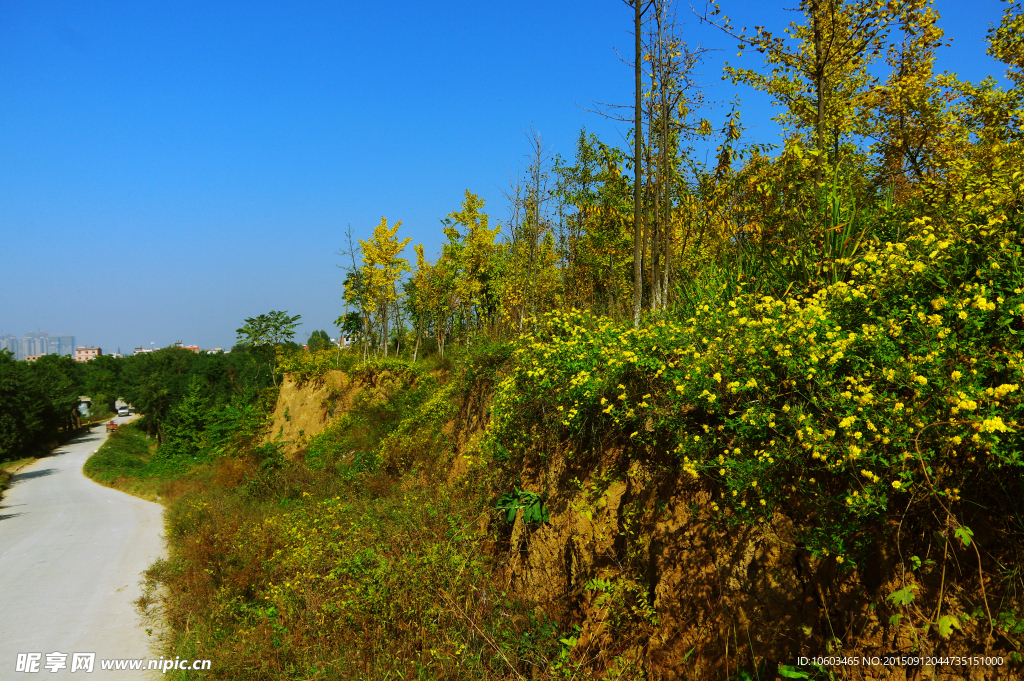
[359,217,411,357]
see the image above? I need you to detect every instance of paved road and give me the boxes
[0,417,165,679]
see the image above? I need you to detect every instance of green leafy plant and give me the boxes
[496,487,550,524]
[937,614,961,639]
[887,585,918,607]
[778,662,833,680]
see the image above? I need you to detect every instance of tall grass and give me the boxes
[675,166,893,319]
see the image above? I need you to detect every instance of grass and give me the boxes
[1,455,38,472]
[83,422,218,503]
[139,469,566,680]
[129,346,592,680]
[0,466,12,499]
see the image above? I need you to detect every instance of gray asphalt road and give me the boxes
[0,417,165,679]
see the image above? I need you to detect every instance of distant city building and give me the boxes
[172,341,200,353]
[74,346,102,362]
[24,354,46,362]
[0,334,16,357]
[0,332,76,360]
[202,347,224,354]
[24,332,49,358]
[133,346,154,354]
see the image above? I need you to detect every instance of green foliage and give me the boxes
[120,346,271,443]
[335,310,363,338]
[84,422,156,482]
[998,608,1024,636]
[305,329,332,353]
[937,614,961,639]
[954,525,975,547]
[887,585,918,607]
[495,487,549,524]
[778,663,832,680]
[236,311,303,386]
[142,462,567,680]
[237,311,303,349]
[83,421,204,501]
[159,376,211,461]
[301,356,466,476]
[0,349,83,461]
[276,348,340,386]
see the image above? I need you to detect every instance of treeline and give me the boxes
[0,352,84,461]
[334,0,1024,361]
[0,346,275,463]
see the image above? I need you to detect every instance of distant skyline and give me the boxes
[0,331,77,360]
[0,1,1014,352]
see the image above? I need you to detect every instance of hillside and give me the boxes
[68,1,1024,676]
[112,199,1024,679]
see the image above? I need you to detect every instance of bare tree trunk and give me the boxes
[649,2,664,311]
[393,301,401,357]
[813,1,825,185]
[646,133,658,311]
[632,0,644,328]
[659,23,671,311]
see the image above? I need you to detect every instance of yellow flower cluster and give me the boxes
[486,212,1024,564]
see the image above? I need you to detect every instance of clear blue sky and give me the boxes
[0,0,1012,352]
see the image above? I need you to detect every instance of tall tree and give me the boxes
[643,0,710,310]
[863,1,949,188]
[442,190,501,335]
[235,311,302,386]
[628,0,651,326]
[700,0,912,183]
[501,129,559,331]
[306,330,333,353]
[554,130,633,314]
[358,217,412,357]
[338,225,372,358]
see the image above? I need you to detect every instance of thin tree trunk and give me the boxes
[632,0,644,328]
[659,35,670,311]
[650,4,663,311]
[813,2,824,185]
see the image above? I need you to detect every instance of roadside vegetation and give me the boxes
[0,352,86,464]
[66,0,1024,677]
[84,422,193,502]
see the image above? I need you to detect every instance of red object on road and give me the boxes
[106,421,118,433]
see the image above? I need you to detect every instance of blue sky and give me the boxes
[0,0,1013,352]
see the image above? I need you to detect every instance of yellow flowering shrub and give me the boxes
[488,197,1024,565]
